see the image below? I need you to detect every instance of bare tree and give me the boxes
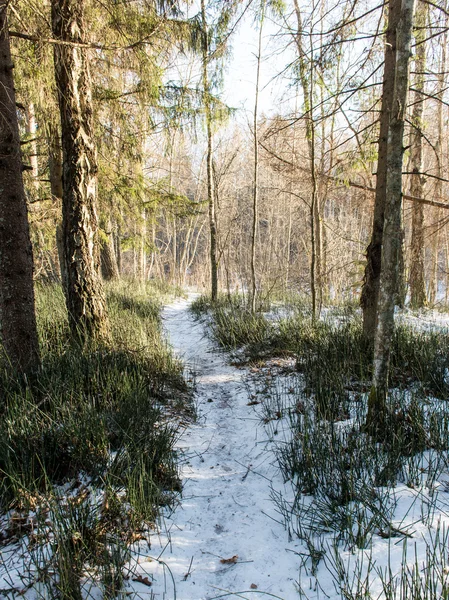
[408,0,428,309]
[201,0,219,301]
[250,0,266,312]
[428,3,448,304]
[367,0,416,431]
[292,0,320,319]
[360,1,402,339]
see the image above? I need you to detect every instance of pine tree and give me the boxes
[0,1,40,371]
[52,0,109,341]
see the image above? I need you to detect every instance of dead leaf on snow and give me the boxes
[220,555,238,564]
[132,575,152,587]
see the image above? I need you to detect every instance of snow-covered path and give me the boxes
[145,297,300,599]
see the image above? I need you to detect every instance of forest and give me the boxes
[1,0,449,597]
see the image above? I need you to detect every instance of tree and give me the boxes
[428,2,448,305]
[52,0,109,341]
[360,0,402,339]
[0,1,40,371]
[367,0,416,431]
[292,0,320,320]
[200,0,219,301]
[250,0,266,312]
[408,0,428,309]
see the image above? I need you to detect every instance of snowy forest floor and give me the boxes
[2,290,449,600]
[145,295,449,600]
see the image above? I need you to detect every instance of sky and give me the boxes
[222,11,296,120]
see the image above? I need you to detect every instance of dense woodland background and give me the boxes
[5,0,449,306]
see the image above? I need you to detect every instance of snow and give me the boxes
[142,296,302,598]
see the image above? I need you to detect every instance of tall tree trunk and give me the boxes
[250,0,265,312]
[52,0,108,341]
[408,0,427,309]
[172,218,177,285]
[367,0,415,430]
[428,7,447,304]
[201,0,218,301]
[0,2,40,371]
[293,0,319,320]
[361,2,401,339]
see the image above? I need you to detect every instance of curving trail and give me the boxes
[143,297,300,600]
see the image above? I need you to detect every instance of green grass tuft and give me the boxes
[0,279,190,597]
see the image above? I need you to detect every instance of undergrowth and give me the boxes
[196,293,449,599]
[192,293,449,400]
[259,359,449,599]
[0,279,190,598]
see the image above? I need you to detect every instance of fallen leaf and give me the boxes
[127,531,147,543]
[132,575,152,587]
[220,555,239,564]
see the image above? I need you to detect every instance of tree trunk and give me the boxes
[201,0,218,301]
[114,223,122,275]
[428,8,447,304]
[52,0,108,341]
[100,219,119,281]
[250,0,265,312]
[367,0,416,430]
[48,123,67,286]
[140,209,147,281]
[360,1,401,339]
[0,2,40,371]
[408,0,427,309]
[49,125,63,202]
[25,103,40,195]
[293,0,319,320]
